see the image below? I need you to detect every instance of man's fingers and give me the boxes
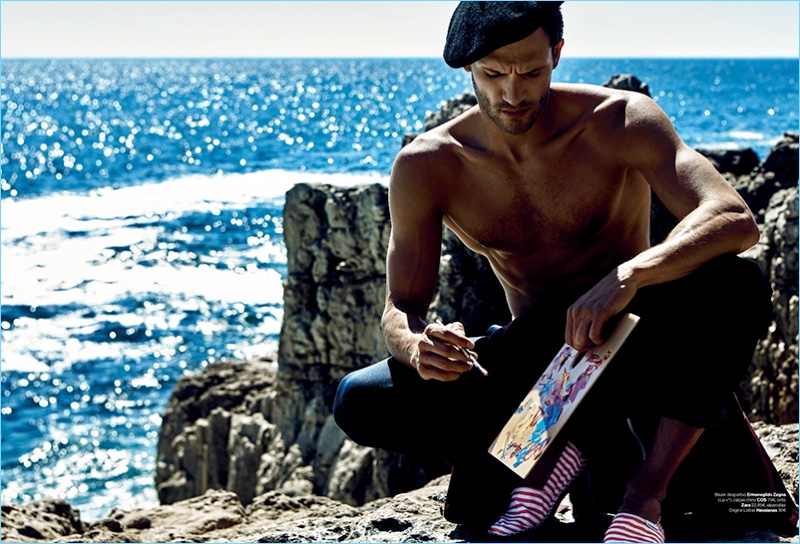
[414,321,482,381]
[418,367,464,382]
[421,336,470,365]
[566,309,602,351]
[427,321,475,352]
[566,310,610,351]
[566,309,589,350]
[417,360,468,382]
[588,319,607,346]
[417,352,472,380]
[417,322,476,381]
[573,320,592,351]
[565,311,576,348]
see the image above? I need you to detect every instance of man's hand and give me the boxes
[566,265,638,351]
[412,320,477,381]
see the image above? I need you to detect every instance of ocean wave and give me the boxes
[2,169,386,235]
[728,130,765,140]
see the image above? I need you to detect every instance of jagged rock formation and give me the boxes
[602,73,652,97]
[3,425,797,542]
[741,184,799,424]
[401,91,477,147]
[699,148,762,178]
[155,358,278,505]
[733,133,799,223]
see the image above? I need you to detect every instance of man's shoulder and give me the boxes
[555,83,651,115]
[395,113,476,174]
[400,128,455,160]
[389,122,470,212]
[553,83,659,137]
[554,82,650,103]
[554,83,679,165]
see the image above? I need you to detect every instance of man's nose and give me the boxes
[502,76,525,106]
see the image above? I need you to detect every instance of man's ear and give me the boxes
[552,39,565,69]
[464,65,473,73]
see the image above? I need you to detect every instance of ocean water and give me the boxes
[1,57,797,521]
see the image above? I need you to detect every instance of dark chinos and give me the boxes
[333,255,775,528]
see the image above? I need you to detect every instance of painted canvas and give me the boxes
[489,313,640,478]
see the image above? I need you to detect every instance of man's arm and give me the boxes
[382,144,476,381]
[566,93,760,350]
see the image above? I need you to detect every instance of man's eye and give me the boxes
[525,71,541,78]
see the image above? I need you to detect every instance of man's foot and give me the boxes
[488,487,552,536]
[603,512,665,543]
[488,442,585,536]
[618,491,662,527]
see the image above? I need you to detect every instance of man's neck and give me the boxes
[481,90,558,163]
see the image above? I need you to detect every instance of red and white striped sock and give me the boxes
[488,487,552,536]
[603,512,665,543]
[488,442,585,536]
[542,441,584,499]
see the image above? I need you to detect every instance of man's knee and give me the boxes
[641,254,771,328]
[333,372,362,442]
[333,361,390,447]
[695,254,772,332]
[696,255,769,298]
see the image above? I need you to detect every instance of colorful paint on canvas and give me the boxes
[489,313,640,477]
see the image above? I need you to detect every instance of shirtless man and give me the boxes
[334,2,772,542]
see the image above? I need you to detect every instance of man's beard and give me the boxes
[473,76,550,135]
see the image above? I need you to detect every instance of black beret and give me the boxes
[443,1,564,68]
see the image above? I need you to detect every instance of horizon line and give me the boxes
[3,55,798,60]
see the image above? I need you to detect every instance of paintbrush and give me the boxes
[435,319,489,377]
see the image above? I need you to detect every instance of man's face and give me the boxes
[467,28,563,135]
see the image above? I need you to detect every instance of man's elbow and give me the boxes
[381,301,398,331]
[380,309,391,340]
[381,302,402,347]
[736,208,761,252]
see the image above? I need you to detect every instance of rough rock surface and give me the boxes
[602,73,652,97]
[741,183,799,425]
[401,91,477,147]
[155,357,278,505]
[1,499,84,541]
[422,91,478,131]
[3,425,797,542]
[698,147,762,178]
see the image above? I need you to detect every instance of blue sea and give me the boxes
[1,57,797,521]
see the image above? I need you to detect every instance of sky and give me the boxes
[1,1,798,59]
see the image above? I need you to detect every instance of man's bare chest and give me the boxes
[444,161,630,254]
